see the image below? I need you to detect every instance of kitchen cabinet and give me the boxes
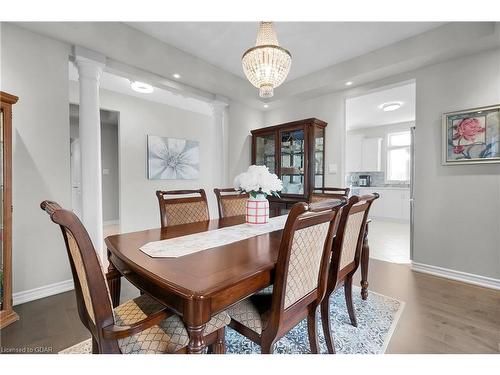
[353,187,410,221]
[346,136,382,172]
[361,138,382,172]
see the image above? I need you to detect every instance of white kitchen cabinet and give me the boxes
[361,137,382,172]
[346,133,363,172]
[355,187,410,221]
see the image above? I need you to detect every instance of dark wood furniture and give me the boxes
[105,207,372,354]
[40,200,229,354]
[321,193,379,354]
[310,187,350,202]
[227,199,345,353]
[0,92,17,329]
[156,189,209,227]
[213,188,248,218]
[251,118,326,209]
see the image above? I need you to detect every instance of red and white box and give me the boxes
[245,198,270,224]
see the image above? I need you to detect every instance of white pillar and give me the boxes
[74,47,106,262]
[211,98,229,185]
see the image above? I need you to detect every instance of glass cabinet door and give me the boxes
[254,132,276,173]
[280,128,305,195]
[314,126,325,189]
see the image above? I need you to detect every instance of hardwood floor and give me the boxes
[1,259,499,354]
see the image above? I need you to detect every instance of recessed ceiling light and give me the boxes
[130,81,154,94]
[173,73,181,79]
[263,104,269,108]
[345,81,353,86]
[380,102,403,112]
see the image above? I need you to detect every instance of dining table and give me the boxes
[105,209,371,354]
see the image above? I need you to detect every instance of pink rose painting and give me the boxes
[452,117,486,145]
[444,106,500,164]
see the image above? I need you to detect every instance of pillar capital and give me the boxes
[211,95,229,116]
[73,46,106,82]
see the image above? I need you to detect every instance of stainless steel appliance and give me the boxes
[359,175,371,187]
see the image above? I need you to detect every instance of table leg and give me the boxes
[106,252,121,308]
[186,324,206,354]
[361,222,370,300]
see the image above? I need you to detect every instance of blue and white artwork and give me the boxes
[147,135,199,180]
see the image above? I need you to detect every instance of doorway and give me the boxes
[69,104,120,234]
[344,81,415,264]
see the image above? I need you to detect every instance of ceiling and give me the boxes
[126,22,444,81]
[69,62,213,116]
[346,82,416,129]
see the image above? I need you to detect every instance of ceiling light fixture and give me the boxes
[173,73,181,79]
[263,104,269,108]
[130,80,154,94]
[345,81,353,86]
[380,102,403,112]
[242,22,292,98]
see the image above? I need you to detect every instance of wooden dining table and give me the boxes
[105,209,371,354]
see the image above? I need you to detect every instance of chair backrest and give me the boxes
[269,199,346,326]
[330,194,379,279]
[156,189,209,227]
[40,200,119,352]
[309,187,350,203]
[214,188,249,218]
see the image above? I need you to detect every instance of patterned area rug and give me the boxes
[60,286,404,354]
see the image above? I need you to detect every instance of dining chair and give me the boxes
[227,198,346,354]
[40,200,230,354]
[156,189,209,227]
[213,188,249,218]
[320,193,379,354]
[309,187,350,203]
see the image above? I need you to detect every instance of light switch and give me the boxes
[102,168,110,175]
[328,164,338,174]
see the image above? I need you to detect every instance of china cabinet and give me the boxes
[251,118,326,208]
[0,91,18,329]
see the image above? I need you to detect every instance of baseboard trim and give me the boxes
[411,262,500,290]
[13,279,75,306]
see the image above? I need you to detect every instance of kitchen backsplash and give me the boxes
[345,171,409,187]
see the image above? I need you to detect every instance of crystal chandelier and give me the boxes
[242,22,292,98]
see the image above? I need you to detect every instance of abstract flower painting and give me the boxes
[443,105,500,165]
[147,135,199,179]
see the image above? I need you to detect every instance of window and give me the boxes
[386,131,411,182]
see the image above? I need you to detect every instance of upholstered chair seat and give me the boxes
[227,294,272,335]
[115,294,230,354]
[227,200,346,353]
[41,200,229,354]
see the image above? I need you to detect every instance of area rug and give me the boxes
[60,286,404,354]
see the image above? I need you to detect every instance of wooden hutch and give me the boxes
[0,92,18,329]
[251,118,326,209]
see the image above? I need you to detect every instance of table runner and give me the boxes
[140,215,288,258]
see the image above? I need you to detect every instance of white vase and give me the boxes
[245,193,269,224]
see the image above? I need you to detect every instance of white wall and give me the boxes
[227,100,264,183]
[1,23,73,294]
[100,123,119,222]
[259,48,500,280]
[70,81,219,233]
[411,49,500,279]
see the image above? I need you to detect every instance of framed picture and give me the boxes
[442,104,500,165]
[147,135,200,179]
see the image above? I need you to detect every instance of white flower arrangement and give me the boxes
[233,165,283,198]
